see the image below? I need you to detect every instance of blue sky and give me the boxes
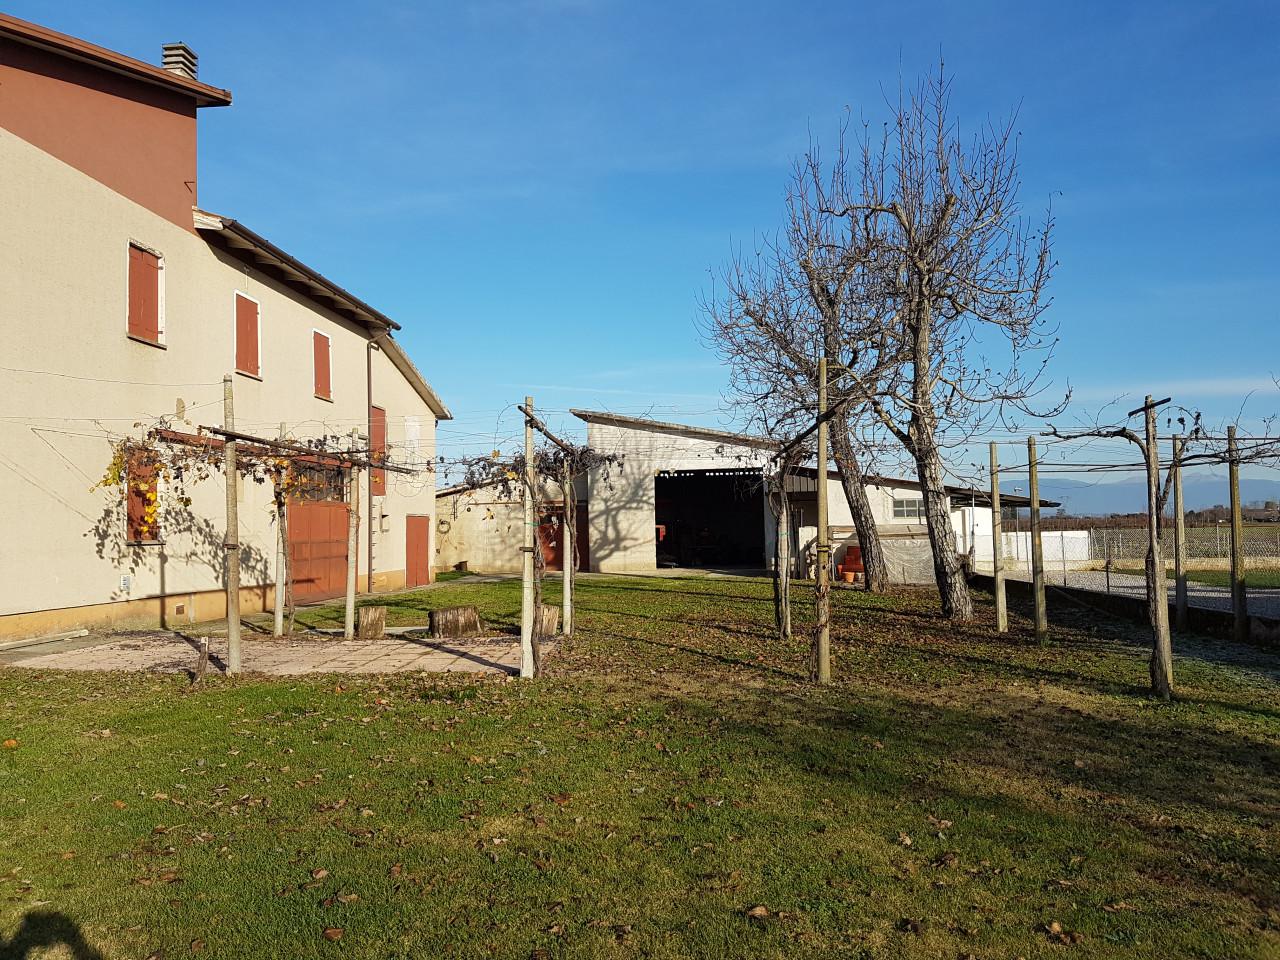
[13,0,1280,489]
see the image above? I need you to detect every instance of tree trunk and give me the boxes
[770,472,792,640]
[532,505,545,676]
[1144,405,1173,700]
[829,416,889,592]
[911,432,974,621]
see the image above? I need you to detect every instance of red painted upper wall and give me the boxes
[0,38,204,230]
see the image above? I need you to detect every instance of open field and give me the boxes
[1,576,1277,959]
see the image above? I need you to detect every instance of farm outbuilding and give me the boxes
[432,410,1058,583]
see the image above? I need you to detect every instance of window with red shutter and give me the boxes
[126,464,159,543]
[370,405,387,496]
[313,331,331,399]
[127,243,162,344]
[234,292,260,377]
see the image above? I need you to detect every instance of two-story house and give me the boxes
[0,13,450,639]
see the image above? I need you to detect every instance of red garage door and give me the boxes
[288,500,350,602]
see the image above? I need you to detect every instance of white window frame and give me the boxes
[892,496,926,521]
[233,290,263,380]
[125,239,166,347]
[312,328,333,402]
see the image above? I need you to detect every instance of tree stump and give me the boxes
[357,606,387,640]
[430,605,483,638]
[536,604,559,639]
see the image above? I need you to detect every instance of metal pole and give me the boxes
[990,442,1007,632]
[1028,436,1047,643]
[519,397,536,678]
[1229,426,1248,644]
[344,428,360,640]
[1172,435,1188,631]
[814,356,831,684]
[273,421,287,638]
[222,375,242,674]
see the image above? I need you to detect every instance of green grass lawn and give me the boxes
[2,577,1278,959]
[1181,568,1280,590]
[1113,565,1280,589]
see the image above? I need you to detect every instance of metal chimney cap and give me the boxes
[161,42,198,80]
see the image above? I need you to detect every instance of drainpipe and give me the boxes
[366,331,388,594]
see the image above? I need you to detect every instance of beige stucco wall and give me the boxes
[0,127,440,637]
[435,478,580,575]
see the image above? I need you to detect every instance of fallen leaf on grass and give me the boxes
[2,739,18,749]
[190,939,204,952]
[311,868,329,880]
[112,800,127,809]
[322,927,343,941]
[897,832,913,847]
[1044,921,1084,944]
[745,905,769,919]
[1102,901,1136,912]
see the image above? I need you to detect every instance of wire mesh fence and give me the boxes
[965,431,1280,632]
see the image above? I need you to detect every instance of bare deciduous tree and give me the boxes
[701,135,891,593]
[832,66,1063,620]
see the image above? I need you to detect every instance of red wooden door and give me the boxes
[288,501,349,601]
[538,507,563,571]
[406,515,431,587]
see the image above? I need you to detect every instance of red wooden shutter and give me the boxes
[313,332,331,399]
[235,294,259,376]
[127,244,160,343]
[370,405,387,496]
[126,464,158,542]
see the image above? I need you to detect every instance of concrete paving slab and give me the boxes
[0,629,538,677]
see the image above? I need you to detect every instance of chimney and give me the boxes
[161,42,198,80]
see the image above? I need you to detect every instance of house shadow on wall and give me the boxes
[87,501,271,617]
[0,910,104,960]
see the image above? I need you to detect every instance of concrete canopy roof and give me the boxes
[570,409,781,451]
[570,409,1058,508]
[0,13,233,107]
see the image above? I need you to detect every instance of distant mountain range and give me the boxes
[1027,475,1280,515]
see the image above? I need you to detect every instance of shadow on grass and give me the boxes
[589,627,803,681]
[649,665,1280,916]
[0,911,104,960]
[574,604,771,642]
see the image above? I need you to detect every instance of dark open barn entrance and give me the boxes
[654,468,765,568]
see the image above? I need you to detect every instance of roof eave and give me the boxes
[570,408,781,452]
[381,336,453,421]
[194,209,451,422]
[0,13,232,107]
[195,210,400,332]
